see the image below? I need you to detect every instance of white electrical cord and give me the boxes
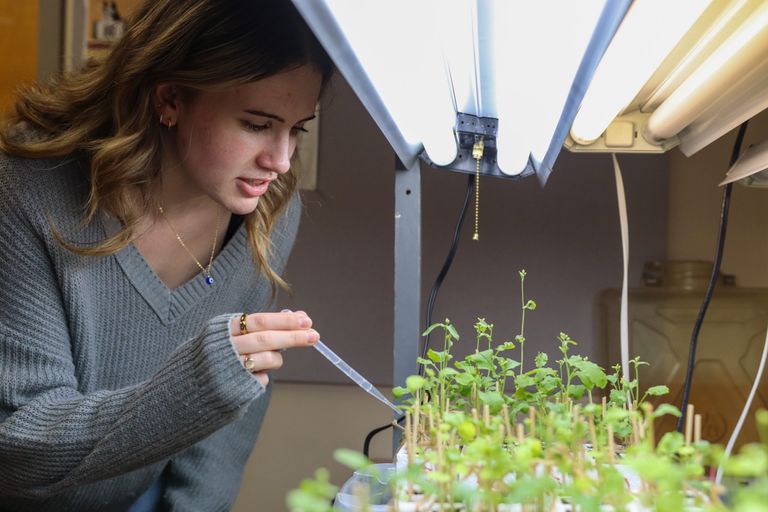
[613,154,630,383]
[716,324,768,484]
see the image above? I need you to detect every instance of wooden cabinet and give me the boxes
[0,1,39,114]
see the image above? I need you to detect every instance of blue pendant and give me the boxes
[205,276,214,285]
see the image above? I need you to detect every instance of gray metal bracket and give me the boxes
[421,112,534,180]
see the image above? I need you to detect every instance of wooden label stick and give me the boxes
[685,404,695,446]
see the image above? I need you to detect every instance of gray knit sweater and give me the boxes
[0,153,300,511]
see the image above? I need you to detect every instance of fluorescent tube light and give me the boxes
[495,2,603,175]
[679,55,768,156]
[570,0,711,145]
[645,1,768,142]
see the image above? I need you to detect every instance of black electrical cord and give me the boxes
[362,173,476,457]
[421,173,476,374]
[676,121,748,433]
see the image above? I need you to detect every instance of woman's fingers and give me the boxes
[241,350,284,373]
[230,311,311,335]
[252,371,269,388]
[236,329,319,354]
[231,311,318,382]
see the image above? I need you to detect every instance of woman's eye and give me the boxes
[292,126,309,134]
[242,121,269,132]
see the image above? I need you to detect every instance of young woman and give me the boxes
[0,0,333,509]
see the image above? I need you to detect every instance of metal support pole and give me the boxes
[393,157,421,452]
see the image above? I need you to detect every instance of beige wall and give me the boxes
[668,109,768,286]
[233,383,393,512]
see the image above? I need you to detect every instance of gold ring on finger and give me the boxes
[239,313,249,335]
[244,354,256,371]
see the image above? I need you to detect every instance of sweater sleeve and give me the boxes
[159,385,272,511]
[0,168,264,499]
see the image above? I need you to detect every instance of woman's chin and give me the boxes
[226,197,260,216]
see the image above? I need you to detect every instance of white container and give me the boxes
[334,463,396,512]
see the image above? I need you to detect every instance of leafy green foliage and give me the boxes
[286,468,336,512]
[288,269,765,511]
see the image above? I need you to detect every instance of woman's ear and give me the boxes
[153,84,181,127]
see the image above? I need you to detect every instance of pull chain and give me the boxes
[471,136,484,241]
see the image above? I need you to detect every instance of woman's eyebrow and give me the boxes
[243,109,316,124]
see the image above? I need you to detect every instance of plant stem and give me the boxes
[520,276,526,376]
[528,407,536,436]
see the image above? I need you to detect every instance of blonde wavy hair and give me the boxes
[0,0,333,295]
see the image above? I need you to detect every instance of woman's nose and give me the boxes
[257,133,293,175]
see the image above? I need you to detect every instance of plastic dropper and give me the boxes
[313,339,402,415]
[282,310,402,415]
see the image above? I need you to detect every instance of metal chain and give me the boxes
[472,136,485,241]
[157,205,221,279]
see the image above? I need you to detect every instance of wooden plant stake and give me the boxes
[638,415,646,441]
[502,403,513,442]
[685,404,695,446]
[644,403,656,448]
[405,412,413,499]
[528,407,537,441]
[588,413,598,452]
[546,414,554,448]
[607,424,616,465]
[630,414,642,445]
[516,423,525,444]
[572,405,582,451]
[414,389,421,443]
[694,414,702,444]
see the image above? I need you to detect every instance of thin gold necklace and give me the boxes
[157,205,222,286]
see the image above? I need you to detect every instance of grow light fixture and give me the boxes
[567,0,768,156]
[291,0,631,184]
[294,0,768,173]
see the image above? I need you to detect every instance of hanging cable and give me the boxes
[363,174,475,457]
[716,323,768,483]
[421,173,476,370]
[676,121,748,433]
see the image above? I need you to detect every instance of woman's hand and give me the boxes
[230,310,319,387]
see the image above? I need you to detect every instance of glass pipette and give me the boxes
[314,339,402,415]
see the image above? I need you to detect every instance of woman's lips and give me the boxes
[236,177,270,197]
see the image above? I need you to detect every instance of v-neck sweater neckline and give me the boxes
[100,213,251,325]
